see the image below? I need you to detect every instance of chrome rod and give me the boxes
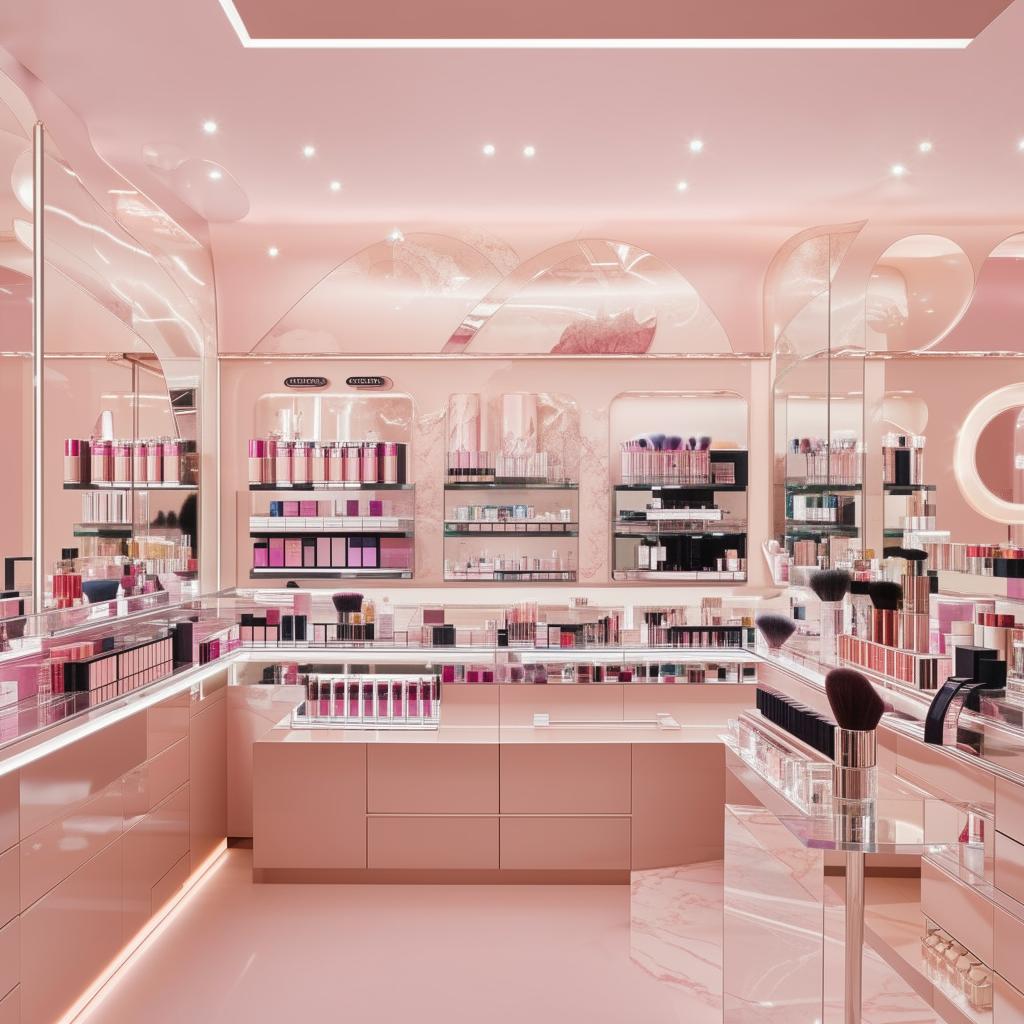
[845,850,865,1024]
[32,121,44,608]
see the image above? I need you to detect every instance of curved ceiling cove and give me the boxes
[865,234,974,354]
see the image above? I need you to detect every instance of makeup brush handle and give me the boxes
[819,600,845,666]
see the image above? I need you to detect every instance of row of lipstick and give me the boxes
[248,439,408,487]
[838,634,948,689]
[921,541,1024,576]
[252,536,412,571]
[301,677,439,723]
[64,438,192,486]
[39,633,175,704]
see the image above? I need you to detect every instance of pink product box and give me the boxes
[318,500,334,516]
[345,499,360,516]
[331,537,347,567]
[303,541,316,568]
[299,501,317,516]
[283,501,300,517]
[269,537,285,568]
[253,543,269,568]
[316,537,331,566]
[369,499,383,516]
[285,538,303,567]
[381,537,413,569]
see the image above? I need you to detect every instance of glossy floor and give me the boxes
[73,851,940,1024]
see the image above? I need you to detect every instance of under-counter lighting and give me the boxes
[201,119,219,135]
[482,143,496,156]
[918,140,933,153]
[207,168,223,180]
[302,144,316,157]
[689,139,704,153]
[329,180,342,192]
[891,163,908,177]
[267,246,279,257]
[522,144,536,158]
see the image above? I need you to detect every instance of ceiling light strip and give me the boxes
[216,5,971,50]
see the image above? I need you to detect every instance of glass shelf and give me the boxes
[614,522,746,537]
[63,483,198,492]
[785,521,859,536]
[443,481,578,491]
[883,482,936,494]
[614,482,746,492]
[444,527,577,538]
[784,480,862,493]
[249,569,413,580]
[248,483,414,492]
[72,523,133,538]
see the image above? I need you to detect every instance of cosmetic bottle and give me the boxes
[310,443,328,485]
[64,439,85,484]
[163,439,182,485]
[248,439,265,485]
[52,549,82,609]
[382,442,399,484]
[90,439,112,483]
[326,442,344,483]
[275,441,293,487]
[360,441,379,484]
[292,441,312,486]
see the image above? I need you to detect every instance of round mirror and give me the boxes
[866,235,973,353]
[955,384,1024,524]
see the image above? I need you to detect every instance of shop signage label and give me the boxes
[283,376,329,389]
[346,375,393,390]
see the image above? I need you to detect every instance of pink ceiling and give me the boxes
[1,1,1024,230]
[230,0,1011,41]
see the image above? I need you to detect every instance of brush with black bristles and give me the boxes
[824,667,885,804]
[332,592,364,619]
[868,580,903,646]
[810,568,851,666]
[755,613,797,652]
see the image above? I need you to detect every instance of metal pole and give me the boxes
[845,851,865,1024]
[32,121,44,608]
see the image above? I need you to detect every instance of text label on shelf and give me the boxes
[283,375,330,389]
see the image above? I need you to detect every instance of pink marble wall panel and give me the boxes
[0,847,16,930]
[147,689,190,759]
[20,777,123,911]
[253,739,366,869]
[0,773,18,855]
[500,744,630,814]
[995,776,1024,846]
[189,697,226,870]
[367,816,499,870]
[994,832,1024,906]
[227,684,305,838]
[921,858,993,966]
[20,837,123,1024]
[499,816,630,870]
[0,987,17,1024]
[631,744,725,869]
[439,683,499,727]
[19,714,146,838]
[994,907,1024,996]
[367,745,498,814]
[0,916,17,1001]
[122,784,190,941]
[498,685,624,727]
[150,851,190,915]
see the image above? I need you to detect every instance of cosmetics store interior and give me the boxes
[6,3,1024,1023]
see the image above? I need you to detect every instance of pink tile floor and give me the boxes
[73,851,940,1024]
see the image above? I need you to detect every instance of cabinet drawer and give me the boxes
[995,907,1024,996]
[367,745,497,814]
[921,858,993,966]
[995,831,1024,906]
[500,744,630,814]
[367,817,498,870]
[500,817,630,870]
[995,974,1024,1023]
[0,916,17,1001]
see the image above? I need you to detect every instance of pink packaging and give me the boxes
[316,537,331,567]
[362,538,379,568]
[266,608,281,626]
[254,544,269,568]
[299,501,317,517]
[442,665,456,683]
[269,538,285,568]
[318,500,333,516]
[369,499,383,516]
[302,541,316,568]
[345,499,360,516]
[285,538,303,567]
[293,592,312,617]
[283,501,300,517]
[331,538,347,567]
[347,537,363,568]
[380,537,412,569]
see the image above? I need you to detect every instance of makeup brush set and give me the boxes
[620,434,712,485]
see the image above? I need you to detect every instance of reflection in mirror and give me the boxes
[866,235,974,353]
[976,406,1024,503]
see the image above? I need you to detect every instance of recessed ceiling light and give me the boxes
[302,144,316,158]
[207,168,223,180]
[689,139,704,153]
[388,229,404,242]
[522,145,536,158]
[201,119,219,135]
[482,143,496,156]
[676,180,689,192]
[891,163,907,177]
[329,180,342,192]
[267,246,279,257]
[1018,139,1024,152]
[918,140,933,153]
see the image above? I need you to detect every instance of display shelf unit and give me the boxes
[71,523,133,538]
[784,480,862,494]
[63,482,198,492]
[884,480,938,541]
[242,485,416,584]
[783,478,860,569]
[612,451,748,584]
[443,480,579,585]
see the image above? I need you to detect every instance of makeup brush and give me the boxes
[824,667,884,804]
[867,580,903,610]
[810,569,851,665]
[755,613,797,651]
[867,579,902,646]
[666,435,682,450]
[698,436,711,450]
[649,433,666,450]
[332,592,364,620]
[687,436,697,451]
